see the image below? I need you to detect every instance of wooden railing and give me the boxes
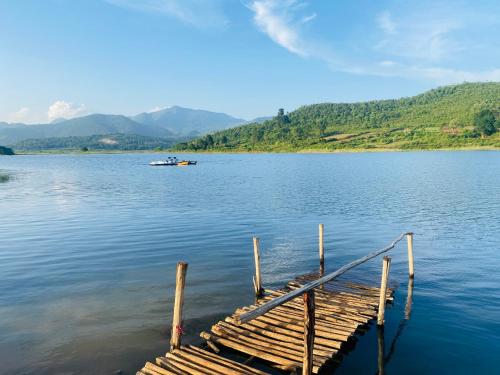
[237,228,414,374]
[238,230,413,324]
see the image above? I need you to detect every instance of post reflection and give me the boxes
[377,276,414,374]
[405,277,414,320]
[377,326,385,375]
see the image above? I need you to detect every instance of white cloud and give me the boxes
[249,0,312,57]
[148,106,167,113]
[47,101,87,121]
[8,107,31,123]
[411,66,500,84]
[106,0,228,28]
[300,13,316,24]
[380,60,396,67]
[377,11,396,35]
[248,1,500,85]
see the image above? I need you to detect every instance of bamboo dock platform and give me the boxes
[137,229,413,375]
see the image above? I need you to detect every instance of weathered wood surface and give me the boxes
[377,256,391,326]
[170,262,188,350]
[139,275,394,375]
[137,345,270,375]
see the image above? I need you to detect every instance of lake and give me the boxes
[1,152,499,374]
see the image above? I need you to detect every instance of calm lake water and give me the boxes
[1,152,499,374]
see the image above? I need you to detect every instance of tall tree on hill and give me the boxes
[474,109,497,136]
[276,108,290,124]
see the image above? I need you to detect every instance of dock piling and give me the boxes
[253,237,264,297]
[406,233,414,278]
[377,256,391,326]
[302,290,315,375]
[319,224,324,275]
[170,261,188,350]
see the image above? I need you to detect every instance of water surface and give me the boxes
[1,152,499,374]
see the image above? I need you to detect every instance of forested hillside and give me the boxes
[175,82,500,151]
[11,134,181,152]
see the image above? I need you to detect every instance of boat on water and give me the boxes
[149,157,197,166]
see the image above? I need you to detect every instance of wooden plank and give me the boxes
[184,346,268,375]
[201,331,301,369]
[225,316,341,351]
[211,324,327,366]
[215,321,334,357]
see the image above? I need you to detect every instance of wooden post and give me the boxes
[318,224,324,275]
[407,233,414,278]
[377,256,391,326]
[303,290,315,375]
[253,237,263,297]
[170,261,188,351]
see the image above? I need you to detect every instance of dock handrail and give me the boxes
[236,231,413,324]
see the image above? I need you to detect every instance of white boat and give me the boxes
[149,157,178,166]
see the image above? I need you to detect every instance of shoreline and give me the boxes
[10,145,500,156]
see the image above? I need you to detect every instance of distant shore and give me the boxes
[10,145,500,156]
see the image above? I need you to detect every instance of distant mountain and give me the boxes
[175,82,500,152]
[50,117,66,124]
[0,114,173,145]
[131,106,245,136]
[0,106,269,150]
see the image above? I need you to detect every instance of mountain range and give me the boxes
[0,106,262,147]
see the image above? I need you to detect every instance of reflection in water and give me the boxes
[0,171,10,183]
[378,277,414,374]
[377,326,385,375]
[405,277,414,320]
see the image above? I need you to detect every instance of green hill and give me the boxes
[11,133,182,152]
[175,82,500,152]
[0,145,14,155]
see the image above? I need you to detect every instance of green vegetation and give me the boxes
[0,145,15,155]
[175,82,500,152]
[11,133,183,152]
[474,109,498,136]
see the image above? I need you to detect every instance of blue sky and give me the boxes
[1,0,499,123]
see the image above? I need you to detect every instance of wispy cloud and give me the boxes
[377,11,396,35]
[248,1,500,84]
[47,101,87,121]
[248,0,316,57]
[8,107,31,123]
[375,10,463,62]
[106,0,228,28]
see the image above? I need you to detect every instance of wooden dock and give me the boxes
[137,230,413,375]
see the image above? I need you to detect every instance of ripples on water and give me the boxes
[1,152,499,374]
